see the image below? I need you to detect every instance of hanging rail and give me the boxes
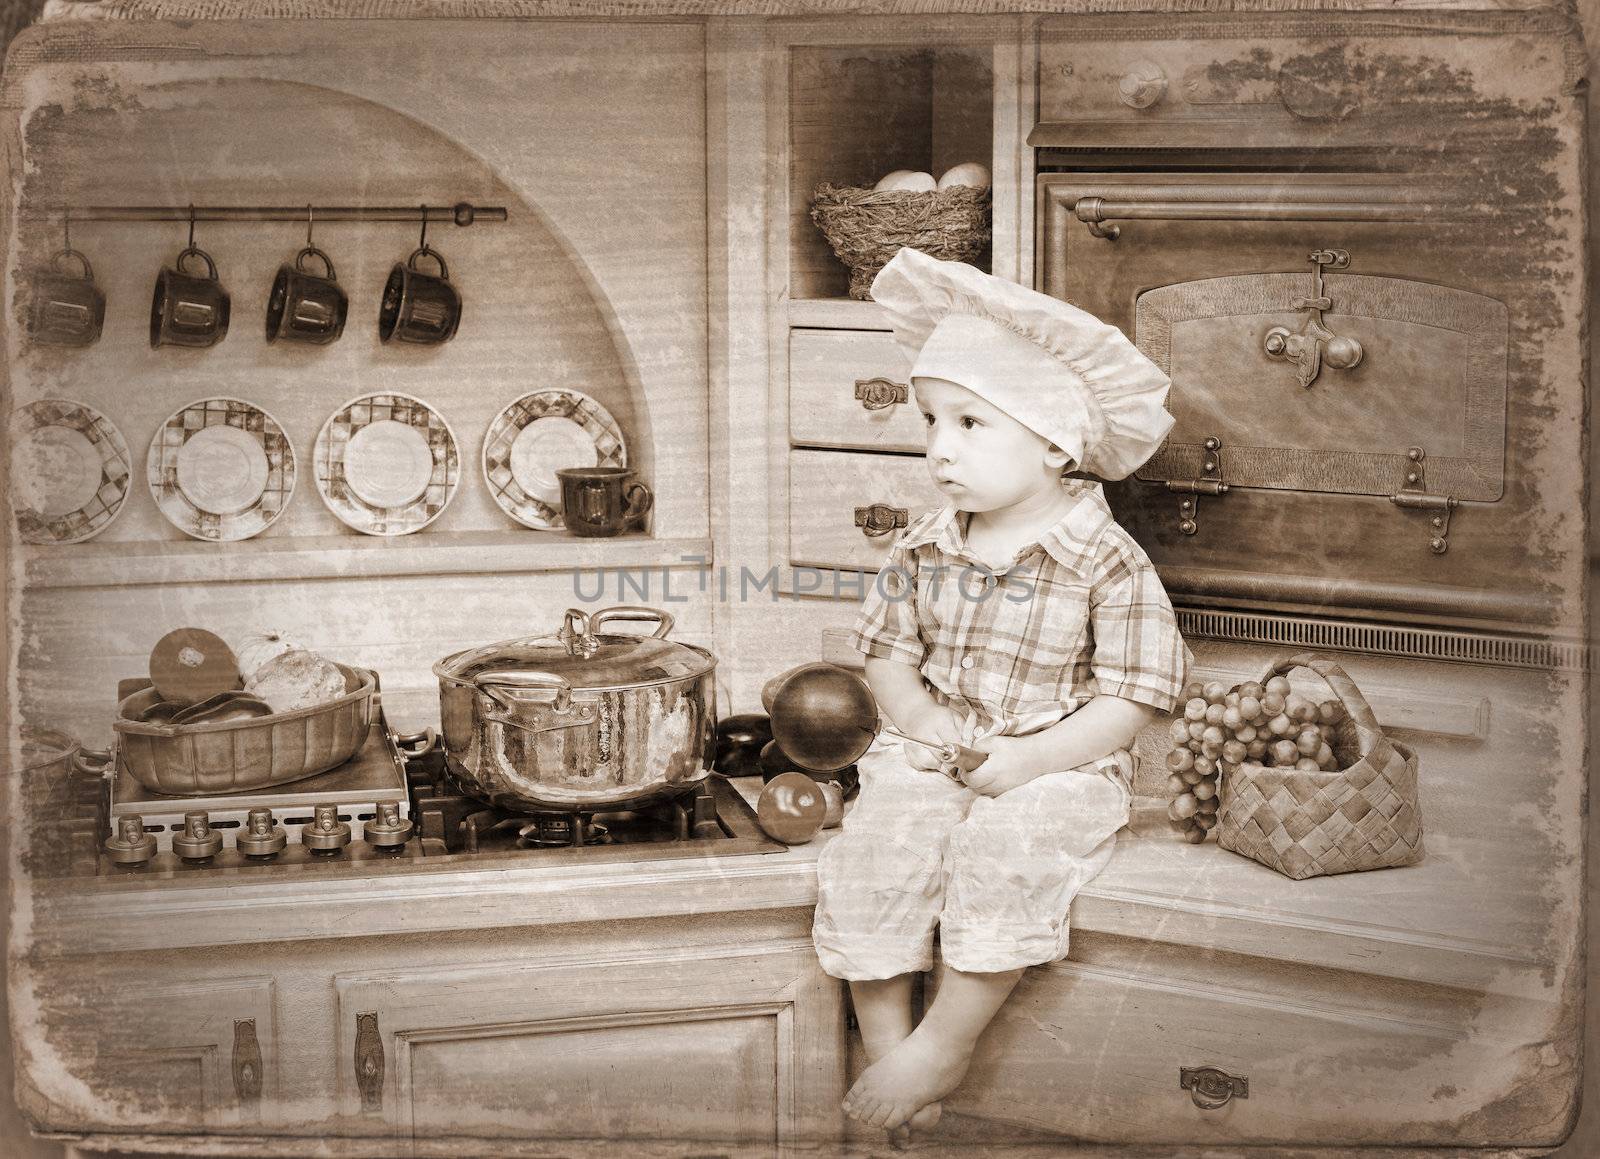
[23,202,507,226]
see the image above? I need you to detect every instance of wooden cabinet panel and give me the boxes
[787,449,938,571]
[950,959,1471,1145]
[1034,12,1573,149]
[333,941,842,1144]
[61,977,278,1132]
[789,328,922,452]
[406,1012,779,1140]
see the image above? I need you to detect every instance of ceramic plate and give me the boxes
[10,398,131,544]
[148,398,295,542]
[483,389,626,529]
[177,425,271,517]
[315,392,459,536]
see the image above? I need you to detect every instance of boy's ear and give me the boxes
[1044,442,1074,472]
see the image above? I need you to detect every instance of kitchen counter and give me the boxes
[30,778,1555,1000]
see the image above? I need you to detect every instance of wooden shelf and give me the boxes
[785,297,893,330]
[23,531,714,590]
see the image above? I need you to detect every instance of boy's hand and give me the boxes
[960,733,1038,798]
[899,705,965,773]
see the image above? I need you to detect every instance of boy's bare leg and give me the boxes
[847,976,943,1139]
[843,965,1024,1131]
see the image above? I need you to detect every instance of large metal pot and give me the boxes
[432,605,716,812]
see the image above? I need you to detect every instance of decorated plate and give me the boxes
[10,398,131,544]
[315,392,459,536]
[147,398,295,542]
[483,389,626,529]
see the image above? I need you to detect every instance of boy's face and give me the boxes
[913,377,1071,513]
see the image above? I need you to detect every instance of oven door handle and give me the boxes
[1073,189,1473,239]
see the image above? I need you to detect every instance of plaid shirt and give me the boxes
[849,479,1191,769]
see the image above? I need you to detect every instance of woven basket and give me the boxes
[1214,653,1425,880]
[810,182,992,300]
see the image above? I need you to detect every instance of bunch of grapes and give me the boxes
[1165,675,1346,844]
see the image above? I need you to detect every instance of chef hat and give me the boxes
[869,247,1174,480]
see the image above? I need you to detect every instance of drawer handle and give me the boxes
[1180,1065,1248,1110]
[855,377,909,411]
[855,504,909,538]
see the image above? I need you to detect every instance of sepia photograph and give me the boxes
[0,0,1594,1155]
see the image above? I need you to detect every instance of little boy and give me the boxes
[811,247,1192,1142]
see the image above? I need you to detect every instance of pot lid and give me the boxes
[436,606,715,689]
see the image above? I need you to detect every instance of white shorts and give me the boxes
[812,740,1132,979]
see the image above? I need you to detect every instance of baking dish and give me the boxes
[112,664,376,795]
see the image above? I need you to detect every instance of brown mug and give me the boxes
[266,245,347,345]
[378,245,461,345]
[151,245,230,349]
[557,467,653,537]
[30,248,105,348]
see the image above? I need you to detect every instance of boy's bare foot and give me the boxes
[843,1025,972,1131]
[887,1102,943,1149]
[861,1035,942,1145]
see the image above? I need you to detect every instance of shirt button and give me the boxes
[961,656,974,669]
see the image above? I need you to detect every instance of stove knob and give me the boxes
[237,807,288,859]
[301,803,352,854]
[104,815,158,866]
[1117,61,1167,109]
[172,810,224,861]
[363,802,414,851]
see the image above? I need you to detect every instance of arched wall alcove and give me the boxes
[11,74,659,543]
[6,24,715,741]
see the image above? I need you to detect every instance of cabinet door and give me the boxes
[334,941,843,1145]
[62,977,278,1132]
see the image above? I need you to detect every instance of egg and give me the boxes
[936,161,991,191]
[873,169,937,193]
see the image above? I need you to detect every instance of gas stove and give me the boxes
[30,718,782,881]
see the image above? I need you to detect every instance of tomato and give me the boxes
[815,780,845,829]
[756,772,828,844]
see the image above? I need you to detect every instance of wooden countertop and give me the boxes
[28,776,1555,999]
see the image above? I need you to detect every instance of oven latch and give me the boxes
[1165,436,1228,536]
[1263,249,1365,389]
[1389,446,1458,555]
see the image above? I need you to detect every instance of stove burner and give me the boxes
[516,814,610,849]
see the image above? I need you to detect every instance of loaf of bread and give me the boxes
[244,649,348,713]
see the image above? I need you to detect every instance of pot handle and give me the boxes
[475,670,575,715]
[72,747,114,776]
[589,606,675,639]
[392,727,438,758]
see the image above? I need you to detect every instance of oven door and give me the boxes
[1037,172,1541,631]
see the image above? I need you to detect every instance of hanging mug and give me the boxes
[378,246,461,345]
[267,245,347,345]
[151,246,230,349]
[557,467,653,538]
[30,248,105,348]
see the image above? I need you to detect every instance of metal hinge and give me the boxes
[1164,436,1229,535]
[1389,446,1457,554]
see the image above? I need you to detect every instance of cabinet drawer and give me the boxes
[788,449,937,571]
[952,960,1467,1145]
[789,328,922,452]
